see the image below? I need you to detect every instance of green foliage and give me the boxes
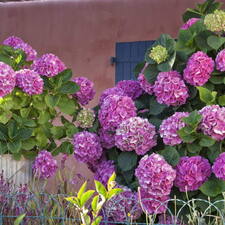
[14,213,26,225]
[158,146,180,166]
[118,151,137,172]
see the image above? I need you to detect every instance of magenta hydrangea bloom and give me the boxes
[153,71,189,106]
[116,80,144,100]
[98,95,137,131]
[16,69,44,95]
[32,150,58,179]
[0,62,16,97]
[115,117,157,155]
[135,153,176,196]
[158,215,186,225]
[99,87,126,105]
[181,18,200,30]
[174,156,211,192]
[94,160,115,186]
[215,49,225,72]
[159,112,189,146]
[3,36,24,47]
[72,76,95,105]
[199,105,225,141]
[137,73,153,94]
[139,188,169,214]
[32,53,66,77]
[212,152,225,181]
[183,51,214,86]
[105,185,142,222]
[99,128,115,149]
[73,131,103,164]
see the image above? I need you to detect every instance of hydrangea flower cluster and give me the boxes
[99,87,126,105]
[199,105,225,141]
[73,131,103,163]
[98,95,137,131]
[181,18,200,30]
[115,117,157,155]
[3,36,37,61]
[0,62,16,97]
[16,69,44,95]
[212,152,225,181]
[174,156,211,192]
[215,49,225,72]
[98,128,115,149]
[204,10,225,32]
[32,53,66,77]
[72,76,95,105]
[137,73,153,94]
[94,160,115,186]
[159,112,189,146]
[153,71,189,106]
[105,185,142,222]
[75,109,95,128]
[149,45,168,64]
[135,154,176,196]
[183,51,214,86]
[32,150,58,179]
[116,80,143,100]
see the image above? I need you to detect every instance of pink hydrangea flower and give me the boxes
[32,53,66,77]
[99,87,126,105]
[181,18,200,30]
[174,156,211,192]
[94,160,115,186]
[199,105,225,141]
[73,131,103,163]
[98,128,115,149]
[153,71,189,106]
[159,112,189,146]
[135,153,176,196]
[183,51,214,86]
[212,152,225,181]
[158,214,186,225]
[0,62,16,97]
[32,150,58,179]
[116,80,144,100]
[3,36,24,47]
[104,185,142,222]
[72,76,95,105]
[98,95,137,131]
[115,117,157,155]
[139,188,169,214]
[215,49,225,72]
[137,73,153,94]
[16,69,44,95]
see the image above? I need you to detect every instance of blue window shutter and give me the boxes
[115,40,155,83]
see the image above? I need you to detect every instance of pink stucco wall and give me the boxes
[1,0,225,191]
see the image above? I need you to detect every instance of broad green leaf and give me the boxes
[199,135,216,147]
[38,111,51,124]
[45,95,60,108]
[181,110,202,127]
[187,141,202,153]
[0,111,12,124]
[7,120,17,139]
[21,138,36,150]
[59,81,80,94]
[20,108,30,118]
[15,128,33,140]
[197,86,216,104]
[118,151,137,172]
[80,190,95,207]
[0,142,8,154]
[144,64,158,84]
[107,188,123,200]
[177,129,197,143]
[77,181,87,199]
[207,36,225,50]
[91,216,102,225]
[65,124,78,138]
[91,195,99,212]
[57,69,73,83]
[57,96,77,115]
[107,172,116,191]
[149,96,167,115]
[50,126,65,139]
[159,146,180,166]
[207,142,221,163]
[14,213,26,225]
[23,119,36,127]
[218,95,225,106]
[209,76,225,84]
[65,196,80,207]
[94,180,107,198]
[133,62,145,77]
[7,140,22,153]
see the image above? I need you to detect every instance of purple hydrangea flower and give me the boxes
[115,117,157,155]
[174,156,211,192]
[153,71,189,106]
[73,131,103,163]
[159,112,189,146]
[215,49,225,72]
[72,76,95,105]
[183,51,214,86]
[3,36,24,47]
[98,128,115,149]
[99,87,126,105]
[137,73,153,94]
[139,188,169,214]
[199,105,225,141]
[16,69,44,95]
[32,53,66,77]
[212,152,225,181]
[135,153,176,196]
[94,160,115,186]
[116,80,144,100]
[0,62,16,97]
[98,95,137,131]
[181,18,200,30]
[32,150,58,179]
